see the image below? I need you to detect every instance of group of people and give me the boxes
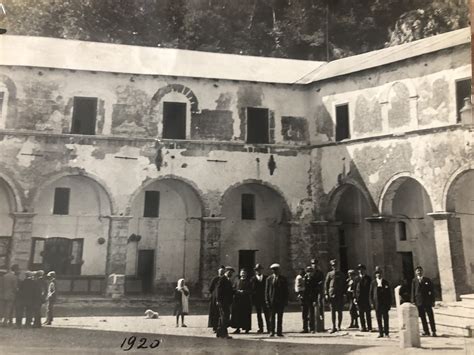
[206,258,438,339]
[0,264,57,328]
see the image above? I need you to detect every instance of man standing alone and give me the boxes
[265,263,288,337]
[411,266,437,337]
[43,271,57,325]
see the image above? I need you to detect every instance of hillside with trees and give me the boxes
[0,0,470,60]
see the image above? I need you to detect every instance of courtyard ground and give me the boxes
[0,309,472,355]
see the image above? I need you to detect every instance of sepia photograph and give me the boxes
[0,0,472,354]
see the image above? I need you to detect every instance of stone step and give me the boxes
[460,294,474,308]
[435,307,474,321]
[434,321,473,337]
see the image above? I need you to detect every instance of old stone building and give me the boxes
[0,28,471,302]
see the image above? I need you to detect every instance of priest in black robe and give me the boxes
[207,265,225,332]
[230,269,253,334]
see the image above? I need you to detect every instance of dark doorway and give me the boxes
[400,251,415,283]
[338,229,348,273]
[239,250,257,274]
[137,250,155,293]
[246,107,269,144]
[71,97,97,135]
[163,102,186,139]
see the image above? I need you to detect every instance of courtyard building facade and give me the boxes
[0,28,471,302]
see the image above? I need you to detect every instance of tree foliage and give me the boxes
[0,0,469,60]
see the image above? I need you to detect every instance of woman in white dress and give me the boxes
[174,278,190,327]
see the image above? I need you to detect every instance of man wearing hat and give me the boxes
[310,258,325,332]
[325,259,346,333]
[216,266,235,339]
[370,268,391,338]
[346,269,359,329]
[265,263,288,337]
[208,265,225,332]
[17,270,41,327]
[250,264,269,333]
[44,271,57,325]
[301,266,318,333]
[355,264,372,332]
[1,264,19,326]
[411,266,437,337]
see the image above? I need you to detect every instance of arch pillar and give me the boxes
[200,216,225,297]
[427,212,468,301]
[10,212,36,271]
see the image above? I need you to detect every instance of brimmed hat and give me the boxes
[254,263,263,270]
[374,269,382,275]
[357,264,366,270]
[25,271,34,278]
[329,259,337,266]
[47,271,56,278]
[305,266,314,272]
[224,266,235,272]
[270,263,280,269]
[348,269,356,275]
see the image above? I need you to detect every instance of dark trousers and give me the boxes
[254,302,269,331]
[375,309,389,336]
[349,300,359,325]
[32,303,42,327]
[269,305,284,335]
[216,304,230,338]
[330,301,343,330]
[15,302,25,327]
[46,300,54,324]
[302,301,315,331]
[417,305,436,334]
[359,309,372,330]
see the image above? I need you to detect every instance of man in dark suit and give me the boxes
[411,266,437,337]
[311,258,325,332]
[250,264,269,333]
[370,269,392,338]
[216,266,235,339]
[265,263,288,337]
[355,264,372,332]
[301,266,318,333]
[208,265,225,332]
[325,259,346,333]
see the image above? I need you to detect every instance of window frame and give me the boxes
[71,96,98,135]
[246,107,270,144]
[53,187,71,215]
[455,77,472,123]
[335,102,350,142]
[241,193,256,220]
[143,190,160,218]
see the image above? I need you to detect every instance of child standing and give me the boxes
[174,278,190,327]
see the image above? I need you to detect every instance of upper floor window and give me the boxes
[397,221,407,241]
[335,103,350,141]
[456,78,471,122]
[71,97,97,135]
[53,187,70,215]
[144,190,160,218]
[246,107,269,144]
[163,102,186,139]
[241,193,256,220]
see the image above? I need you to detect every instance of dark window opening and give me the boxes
[53,187,70,215]
[397,221,407,241]
[144,191,160,218]
[456,78,471,122]
[241,193,255,220]
[246,107,269,144]
[71,97,97,135]
[163,102,186,139]
[30,237,83,275]
[335,104,350,141]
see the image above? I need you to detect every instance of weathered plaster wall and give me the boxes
[309,46,471,143]
[0,180,14,236]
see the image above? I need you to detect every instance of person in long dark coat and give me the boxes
[17,271,40,328]
[355,264,372,332]
[216,266,235,339]
[411,266,437,337]
[265,263,288,337]
[208,265,225,332]
[250,264,269,333]
[231,269,253,334]
[325,259,346,333]
[301,266,318,333]
[370,269,392,338]
[311,258,325,332]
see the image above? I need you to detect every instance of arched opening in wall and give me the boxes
[221,183,290,275]
[383,177,440,296]
[129,179,202,294]
[446,169,474,292]
[333,185,372,274]
[0,178,15,269]
[32,175,112,293]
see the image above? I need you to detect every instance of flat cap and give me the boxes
[270,263,280,269]
[47,271,56,277]
[254,263,264,270]
[224,266,235,272]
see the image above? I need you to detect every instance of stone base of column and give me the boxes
[106,274,125,299]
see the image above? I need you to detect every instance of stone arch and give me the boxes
[327,179,376,221]
[31,169,116,215]
[151,84,199,113]
[444,164,474,212]
[219,179,292,219]
[0,170,23,212]
[379,172,433,216]
[126,174,207,216]
[379,79,418,104]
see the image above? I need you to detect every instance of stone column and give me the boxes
[200,217,225,297]
[365,216,398,281]
[10,212,36,271]
[105,215,132,298]
[310,220,330,271]
[427,212,468,302]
